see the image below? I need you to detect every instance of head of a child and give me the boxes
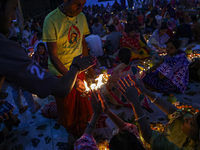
[166,38,180,56]
[109,130,145,150]
[165,13,170,19]
[118,48,131,65]
[108,24,116,32]
[93,18,99,26]
[127,26,137,38]
[37,43,46,55]
[159,23,168,36]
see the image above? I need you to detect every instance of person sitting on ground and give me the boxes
[32,42,49,71]
[74,90,145,150]
[189,59,200,81]
[104,24,123,55]
[97,14,104,26]
[92,18,105,37]
[105,48,150,108]
[184,11,191,24]
[175,8,184,20]
[112,17,125,33]
[125,16,146,44]
[174,18,192,44]
[34,32,47,52]
[166,4,175,19]
[163,13,178,30]
[120,26,150,60]
[191,15,200,43]
[118,76,200,150]
[148,23,169,52]
[85,34,104,58]
[144,38,189,93]
[136,10,144,26]
[145,13,158,33]
[22,25,31,42]
[154,9,162,28]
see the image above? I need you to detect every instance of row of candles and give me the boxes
[187,53,200,60]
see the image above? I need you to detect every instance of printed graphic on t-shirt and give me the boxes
[68,25,81,49]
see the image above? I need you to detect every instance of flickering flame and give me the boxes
[95,74,104,89]
[90,84,96,90]
[83,74,108,92]
[84,80,90,92]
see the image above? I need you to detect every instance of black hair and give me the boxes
[179,17,185,24]
[127,16,133,22]
[109,130,145,150]
[191,15,197,22]
[24,25,29,30]
[166,38,180,49]
[165,12,170,17]
[108,24,116,32]
[36,32,43,40]
[0,0,8,12]
[159,23,168,30]
[118,48,131,65]
[126,25,136,33]
[37,42,46,50]
[137,10,140,16]
[149,13,155,18]
[93,18,98,23]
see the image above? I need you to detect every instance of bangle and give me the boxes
[70,64,81,71]
[135,114,146,121]
[151,94,157,103]
[87,123,95,129]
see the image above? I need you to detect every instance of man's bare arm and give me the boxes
[47,42,68,75]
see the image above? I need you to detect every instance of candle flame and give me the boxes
[95,74,104,89]
[84,74,109,93]
[84,80,90,92]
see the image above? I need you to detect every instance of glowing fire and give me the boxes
[84,80,90,92]
[84,74,109,92]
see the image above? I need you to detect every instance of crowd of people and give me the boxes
[0,0,200,149]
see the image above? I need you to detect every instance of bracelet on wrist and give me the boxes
[135,114,146,121]
[151,94,157,103]
[70,64,81,72]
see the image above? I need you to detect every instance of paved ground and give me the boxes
[0,79,200,150]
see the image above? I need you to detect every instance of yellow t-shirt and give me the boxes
[43,8,90,76]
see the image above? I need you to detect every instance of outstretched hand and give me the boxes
[90,90,103,116]
[118,77,140,104]
[127,75,148,94]
[96,91,110,115]
[72,54,97,72]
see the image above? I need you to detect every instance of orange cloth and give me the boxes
[55,72,93,137]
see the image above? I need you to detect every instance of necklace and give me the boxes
[59,4,78,26]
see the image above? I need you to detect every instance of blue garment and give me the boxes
[148,29,170,48]
[92,23,105,37]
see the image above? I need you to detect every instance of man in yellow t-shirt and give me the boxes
[43,0,94,140]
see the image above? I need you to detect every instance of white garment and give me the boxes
[155,15,163,28]
[34,40,48,52]
[22,30,31,40]
[85,35,103,57]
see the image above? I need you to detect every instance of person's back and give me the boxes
[92,18,105,37]
[174,23,192,43]
[105,25,123,54]
[106,31,122,54]
[85,34,103,57]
